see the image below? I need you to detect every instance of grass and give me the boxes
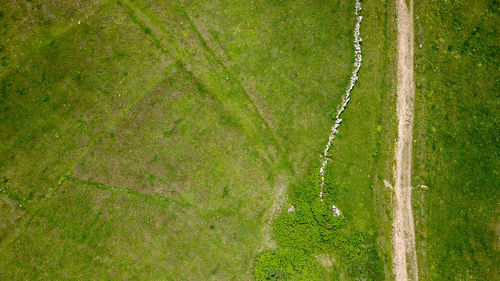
[1,0,398,280]
[412,0,499,280]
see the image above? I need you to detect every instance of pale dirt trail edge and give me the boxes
[393,0,418,280]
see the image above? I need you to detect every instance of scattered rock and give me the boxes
[331,205,341,217]
[384,179,394,189]
[318,1,363,216]
[316,254,334,267]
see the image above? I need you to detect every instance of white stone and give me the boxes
[319,0,362,217]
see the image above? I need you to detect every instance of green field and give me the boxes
[1,0,497,280]
[413,0,499,280]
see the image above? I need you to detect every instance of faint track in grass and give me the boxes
[119,0,300,252]
[119,0,295,176]
[176,1,278,141]
[0,62,179,248]
[393,0,418,280]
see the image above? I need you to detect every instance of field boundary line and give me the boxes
[318,0,363,217]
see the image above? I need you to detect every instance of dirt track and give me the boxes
[393,0,418,280]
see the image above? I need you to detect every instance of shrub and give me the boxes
[254,248,323,281]
[273,202,323,252]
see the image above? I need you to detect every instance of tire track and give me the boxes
[393,0,418,280]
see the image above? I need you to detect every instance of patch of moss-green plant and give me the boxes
[254,248,323,281]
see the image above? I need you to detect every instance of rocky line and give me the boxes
[319,0,362,217]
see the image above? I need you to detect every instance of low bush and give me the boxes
[253,172,344,279]
[254,248,323,281]
[255,170,385,280]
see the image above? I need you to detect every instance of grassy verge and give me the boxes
[413,1,499,280]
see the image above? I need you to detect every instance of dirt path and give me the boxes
[393,0,418,280]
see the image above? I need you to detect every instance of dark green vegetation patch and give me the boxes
[255,248,323,281]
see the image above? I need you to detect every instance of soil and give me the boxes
[392,0,419,280]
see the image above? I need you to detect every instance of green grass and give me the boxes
[0,0,107,77]
[1,0,397,280]
[413,1,499,280]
